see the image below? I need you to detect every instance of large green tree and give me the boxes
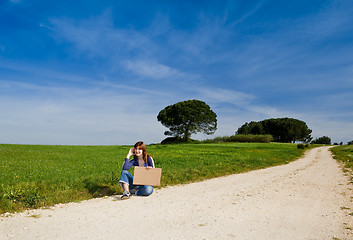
[157,99,217,141]
[236,117,312,143]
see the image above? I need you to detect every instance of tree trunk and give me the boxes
[184,127,190,142]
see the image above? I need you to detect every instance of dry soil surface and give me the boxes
[1,146,353,240]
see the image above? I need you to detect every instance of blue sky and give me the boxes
[0,0,352,145]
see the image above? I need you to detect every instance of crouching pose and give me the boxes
[119,141,154,200]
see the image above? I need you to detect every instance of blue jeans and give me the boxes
[119,170,154,196]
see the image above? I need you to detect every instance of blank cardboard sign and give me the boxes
[133,167,162,186]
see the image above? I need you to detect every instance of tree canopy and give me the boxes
[157,99,217,142]
[311,136,331,144]
[236,118,312,143]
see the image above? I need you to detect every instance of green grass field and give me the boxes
[1,143,306,214]
[331,145,353,182]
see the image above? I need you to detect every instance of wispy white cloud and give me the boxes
[297,1,353,41]
[96,79,170,97]
[0,58,94,85]
[123,60,183,80]
[48,11,155,59]
[196,87,256,106]
[194,86,293,119]
[246,105,291,119]
[49,16,111,56]
[225,0,265,27]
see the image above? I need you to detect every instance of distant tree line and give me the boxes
[311,136,331,145]
[203,134,274,143]
[236,118,312,143]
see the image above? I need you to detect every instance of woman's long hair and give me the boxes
[134,141,149,162]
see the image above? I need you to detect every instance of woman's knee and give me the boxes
[145,185,154,195]
[119,170,133,187]
[137,185,154,196]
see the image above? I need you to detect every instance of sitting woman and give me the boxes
[119,141,154,200]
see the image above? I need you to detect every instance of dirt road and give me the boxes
[1,146,352,239]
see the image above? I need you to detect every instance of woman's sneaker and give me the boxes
[121,190,131,200]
